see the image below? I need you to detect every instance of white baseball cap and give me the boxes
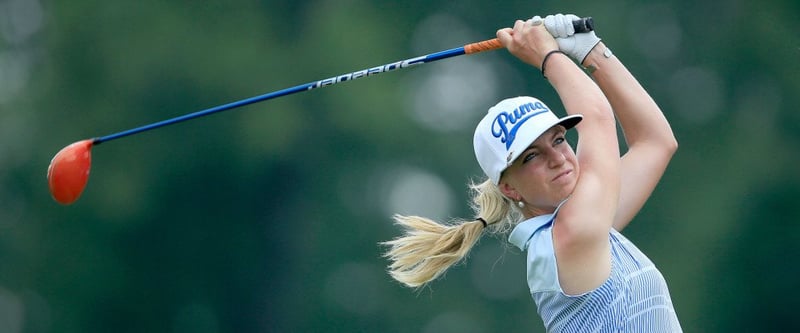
[473,96,582,184]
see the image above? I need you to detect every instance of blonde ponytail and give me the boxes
[382,178,520,288]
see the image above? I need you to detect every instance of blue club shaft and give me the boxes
[93,47,469,145]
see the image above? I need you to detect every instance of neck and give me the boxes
[522,197,570,219]
[522,206,556,220]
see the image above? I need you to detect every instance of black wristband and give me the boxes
[541,50,567,78]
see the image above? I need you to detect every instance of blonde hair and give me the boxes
[382,178,522,288]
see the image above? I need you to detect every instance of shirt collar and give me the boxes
[508,214,554,251]
[506,199,569,251]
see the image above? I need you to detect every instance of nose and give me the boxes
[547,148,566,168]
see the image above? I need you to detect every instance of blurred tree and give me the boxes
[709,181,800,332]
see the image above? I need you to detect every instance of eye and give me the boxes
[554,136,565,145]
[522,151,538,163]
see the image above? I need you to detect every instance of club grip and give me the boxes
[573,17,594,33]
[463,16,596,54]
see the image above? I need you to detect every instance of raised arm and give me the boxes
[582,43,678,231]
[544,14,678,231]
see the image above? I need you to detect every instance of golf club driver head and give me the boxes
[47,139,93,205]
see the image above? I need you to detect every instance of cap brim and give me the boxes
[557,114,583,130]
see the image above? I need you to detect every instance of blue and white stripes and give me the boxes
[508,215,682,332]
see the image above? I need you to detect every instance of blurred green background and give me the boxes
[2,0,799,332]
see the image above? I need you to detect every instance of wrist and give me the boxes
[541,50,569,78]
[582,42,613,74]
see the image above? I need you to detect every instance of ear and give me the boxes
[498,180,520,202]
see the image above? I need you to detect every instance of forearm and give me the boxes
[582,42,677,230]
[583,43,677,151]
[546,52,612,122]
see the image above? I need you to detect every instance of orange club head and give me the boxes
[47,139,94,205]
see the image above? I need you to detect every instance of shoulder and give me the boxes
[551,211,613,295]
[523,222,618,296]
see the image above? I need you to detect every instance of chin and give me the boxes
[559,184,577,201]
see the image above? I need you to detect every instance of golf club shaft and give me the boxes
[94,17,594,145]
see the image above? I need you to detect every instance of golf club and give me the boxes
[47,17,595,205]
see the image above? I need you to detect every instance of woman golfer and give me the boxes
[384,14,682,332]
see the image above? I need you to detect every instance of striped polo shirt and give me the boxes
[508,212,682,332]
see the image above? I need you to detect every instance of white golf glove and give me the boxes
[544,13,601,64]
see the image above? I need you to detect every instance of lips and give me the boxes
[552,169,572,182]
